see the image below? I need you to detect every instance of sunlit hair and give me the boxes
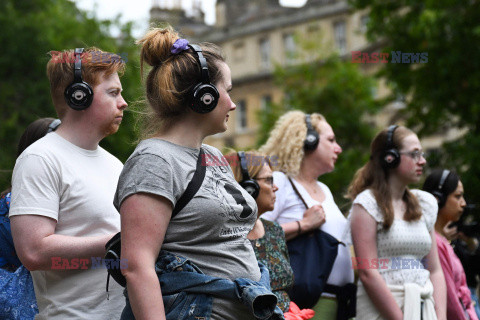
[346,125,422,229]
[259,110,325,177]
[224,150,271,183]
[46,47,126,119]
[136,25,225,138]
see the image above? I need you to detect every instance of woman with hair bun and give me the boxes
[114,26,282,320]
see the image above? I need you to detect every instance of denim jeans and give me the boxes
[120,250,284,320]
[470,287,480,319]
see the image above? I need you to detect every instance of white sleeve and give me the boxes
[10,154,61,221]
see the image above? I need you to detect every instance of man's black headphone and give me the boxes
[432,169,451,208]
[238,151,260,199]
[304,114,320,151]
[382,125,401,169]
[64,48,94,111]
[188,44,219,114]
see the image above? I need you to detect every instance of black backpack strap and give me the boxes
[106,147,207,293]
[171,147,206,219]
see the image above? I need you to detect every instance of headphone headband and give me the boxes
[188,44,210,85]
[238,151,251,182]
[237,151,260,199]
[47,119,62,133]
[74,48,84,83]
[386,125,398,148]
[438,169,451,191]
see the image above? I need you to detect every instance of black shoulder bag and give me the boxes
[286,177,344,309]
[105,148,206,290]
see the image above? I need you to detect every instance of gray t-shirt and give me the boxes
[114,138,260,319]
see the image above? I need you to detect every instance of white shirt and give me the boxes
[262,171,354,286]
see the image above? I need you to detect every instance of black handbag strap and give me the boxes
[288,177,309,209]
[288,177,345,245]
[171,147,206,219]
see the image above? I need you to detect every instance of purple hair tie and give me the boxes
[171,38,190,54]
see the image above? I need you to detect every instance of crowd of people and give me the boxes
[1,24,479,320]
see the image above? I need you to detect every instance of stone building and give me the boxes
[149,0,464,151]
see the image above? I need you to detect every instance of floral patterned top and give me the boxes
[0,192,22,270]
[0,192,38,319]
[249,218,294,312]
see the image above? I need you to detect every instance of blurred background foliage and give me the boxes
[257,50,382,210]
[0,0,142,190]
[1,0,479,219]
[349,0,480,213]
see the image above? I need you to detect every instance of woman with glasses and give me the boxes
[225,150,314,319]
[346,125,447,320]
[259,110,355,319]
[423,169,479,320]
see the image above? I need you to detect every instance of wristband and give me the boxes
[296,220,302,235]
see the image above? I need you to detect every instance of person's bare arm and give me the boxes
[351,204,403,320]
[11,215,114,270]
[282,204,325,241]
[120,193,172,320]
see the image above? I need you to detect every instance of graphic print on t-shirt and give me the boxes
[203,165,255,223]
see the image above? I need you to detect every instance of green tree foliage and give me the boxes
[0,0,142,190]
[257,54,382,209]
[349,0,480,208]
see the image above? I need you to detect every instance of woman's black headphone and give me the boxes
[188,44,220,114]
[381,125,401,169]
[304,114,320,151]
[237,151,260,199]
[432,169,451,208]
[64,48,94,110]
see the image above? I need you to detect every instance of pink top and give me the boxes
[436,232,479,320]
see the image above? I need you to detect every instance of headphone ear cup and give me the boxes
[190,83,219,114]
[64,81,94,111]
[304,130,319,151]
[240,179,260,199]
[382,148,400,169]
[431,190,445,208]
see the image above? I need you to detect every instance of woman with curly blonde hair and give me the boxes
[260,110,355,319]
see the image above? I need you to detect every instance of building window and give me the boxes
[236,100,247,131]
[233,42,245,62]
[283,33,296,64]
[333,20,347,55]
[307,23,320,35]
[259,38,271,70]
[260,95,272,111]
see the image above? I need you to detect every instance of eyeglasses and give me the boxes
[400,150,425,162]
[255,176,274,186]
